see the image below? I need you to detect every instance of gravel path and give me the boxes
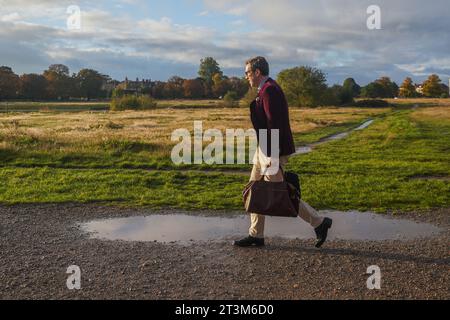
[0,203,448,299]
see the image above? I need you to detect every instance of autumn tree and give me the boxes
[422,74,444,98]
[398,77,417,98]
[212,73,230,98]
[43,64,74,99]
[183,79,205,98]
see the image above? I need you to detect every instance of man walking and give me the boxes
[234,56,332,248]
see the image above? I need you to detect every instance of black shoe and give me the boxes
[314,217,332,248]
[233,236,265,247]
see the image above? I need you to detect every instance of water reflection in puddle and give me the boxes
[80,211,442,244]
[295,119,374,155]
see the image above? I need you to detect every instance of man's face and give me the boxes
[245,64,260,88]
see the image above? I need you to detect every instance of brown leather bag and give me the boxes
[242,171,299,217]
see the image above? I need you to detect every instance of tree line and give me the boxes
[0,57,448,107]
[277,67,449,107]
[0,64,109,101]
[0,58,249,102]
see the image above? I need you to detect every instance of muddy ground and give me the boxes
[0,203,448,299]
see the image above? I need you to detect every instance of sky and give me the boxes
[0,0,449,86]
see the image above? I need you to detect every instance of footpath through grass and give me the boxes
[287,107,450,212]
[0,105,448,212]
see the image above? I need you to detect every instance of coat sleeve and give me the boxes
[260,86,282,157]
[261,86,283,130]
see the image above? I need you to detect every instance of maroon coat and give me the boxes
[250,78,296,157]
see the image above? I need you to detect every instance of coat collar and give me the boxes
[256,77,273,99]
[257,76,270,93]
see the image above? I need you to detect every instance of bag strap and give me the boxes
[260,163,284,180]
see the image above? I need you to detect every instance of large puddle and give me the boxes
[80,211,442,244]
[296,120,374,155]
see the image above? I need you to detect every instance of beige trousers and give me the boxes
[248,149,324,238]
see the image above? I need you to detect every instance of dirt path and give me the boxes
[0,203,448,299]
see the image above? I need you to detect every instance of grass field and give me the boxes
[0,105,388,169]
[0,99,449,212]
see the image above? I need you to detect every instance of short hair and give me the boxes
[246,56,269,76]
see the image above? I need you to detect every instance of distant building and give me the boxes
[116,77,152,95]
[415,84,423,94]
[101,79,120,96]
[101,77,154,96]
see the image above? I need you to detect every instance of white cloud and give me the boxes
[0,0,71,21]
[1,12,21,22]
[396,58,450,76]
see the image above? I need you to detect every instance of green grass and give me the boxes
[0,168,246,209]
[0,126,356,172]
[0,106,449,212]
[286,109,450,212]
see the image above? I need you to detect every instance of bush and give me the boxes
[353,99,390,108]
[110,95,157,111]
[111,88,125,99]
[222,91,239,107]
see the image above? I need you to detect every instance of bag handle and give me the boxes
[259,163,284,180]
